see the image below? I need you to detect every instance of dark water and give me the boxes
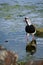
[0,0,43,61]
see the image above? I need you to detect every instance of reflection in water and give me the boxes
[26,40,37,55]
[0,0,43,61]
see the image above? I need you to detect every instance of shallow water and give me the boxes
[0,0,43,61]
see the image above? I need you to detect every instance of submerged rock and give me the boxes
[26,40,37,55]
[5,40,8,43]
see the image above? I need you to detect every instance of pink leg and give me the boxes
[26,35,28,42]
[26,33,29,42]
[32,34,35,40]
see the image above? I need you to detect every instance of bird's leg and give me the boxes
[32,34,35,40]
[26,33,28,42]
[26,33,29,43]
[32,30,36,40]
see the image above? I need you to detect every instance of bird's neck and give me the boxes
[26,19,32,26]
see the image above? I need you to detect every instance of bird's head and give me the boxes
[24,17,29,24]
[24,17,31,25]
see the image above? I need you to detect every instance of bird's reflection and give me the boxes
[26,39,37,55]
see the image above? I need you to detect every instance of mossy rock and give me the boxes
[18,61,26,65]
[35,28,43,37]
[26,40,37,55]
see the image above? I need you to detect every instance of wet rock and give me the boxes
[0,45,7,50]
[35,28,43,37]
[5,51,18,65]
[0,45,18,65]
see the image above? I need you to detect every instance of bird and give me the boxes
[26,39,37,55]
[24,17,36,42]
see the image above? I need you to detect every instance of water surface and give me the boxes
[0,0,43,61]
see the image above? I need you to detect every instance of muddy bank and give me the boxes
[25,60,43,65]
[18,60,43,65]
